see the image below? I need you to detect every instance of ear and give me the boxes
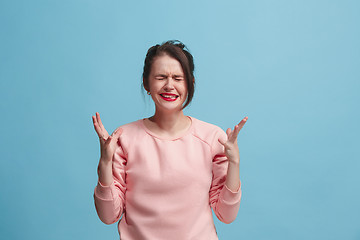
[143,78,149,92]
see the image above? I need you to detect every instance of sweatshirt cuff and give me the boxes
[94,181,115,200]
[221,181,242,204]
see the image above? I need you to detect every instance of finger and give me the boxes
[104,135,113,145]
[116,128,123,138]
[92,116,103,138]
[113,128,124,144]
[229,117,248,142]
[225,128,233,142]
[237,116,248,130]
[96,112,109,137]
[106,129,122,145]
[96,112,105,131]
[111,127,123,138]
[228,125,239,142]
[106,128,123,144]
[225,128,231,139]
[93,116,108,142]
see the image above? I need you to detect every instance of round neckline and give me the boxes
[140,116,194,141]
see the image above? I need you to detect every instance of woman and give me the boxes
[92,40,248,239]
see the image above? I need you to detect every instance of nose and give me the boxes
[164,78,175,90]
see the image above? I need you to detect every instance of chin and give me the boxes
[155,104,184,113]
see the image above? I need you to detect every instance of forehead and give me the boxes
[151,55,184,74]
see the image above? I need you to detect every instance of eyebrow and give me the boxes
[155,74,168,77]
[154,74,184,78]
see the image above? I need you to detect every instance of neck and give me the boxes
[149,109,188,134]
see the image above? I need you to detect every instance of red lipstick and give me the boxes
[160,93,178,102]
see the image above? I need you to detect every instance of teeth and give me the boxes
[161,94,177,99]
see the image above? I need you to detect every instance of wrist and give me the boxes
[228,158,240,165]
[97,159,112,173]
[97,160,113,186]
[99,156,112,164]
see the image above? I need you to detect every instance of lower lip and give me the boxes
[160,95,178,102]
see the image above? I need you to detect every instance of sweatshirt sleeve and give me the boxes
[93,143,127,225]
[209,128,242,224]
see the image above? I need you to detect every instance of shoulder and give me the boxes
[190,116,226,145]
[115,119,145,150]
[117,119,142,132]
[116,119,147,140]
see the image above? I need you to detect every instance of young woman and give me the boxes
[92,40,248,239]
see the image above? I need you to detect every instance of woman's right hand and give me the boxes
[92,112,123,163]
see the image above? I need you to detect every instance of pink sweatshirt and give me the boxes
[94,116,241,240]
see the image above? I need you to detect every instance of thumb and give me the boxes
[110,127,122,137]
[115,128,123,140]
[108,128,123,144]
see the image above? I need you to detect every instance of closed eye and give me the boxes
[174,75,184,81]
[155,74,167,80]
[154,74,184,81]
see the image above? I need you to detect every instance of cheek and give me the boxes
[181,84,188,95]
[149,81,161,92]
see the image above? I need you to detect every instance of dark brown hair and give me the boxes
[142,40,195,109]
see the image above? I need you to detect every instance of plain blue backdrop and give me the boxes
[1,0,359,239]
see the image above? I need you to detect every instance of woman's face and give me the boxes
[147,54,188,112]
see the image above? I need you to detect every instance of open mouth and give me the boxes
[160,94,179,101]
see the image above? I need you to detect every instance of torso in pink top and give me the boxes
[94,116,241,240]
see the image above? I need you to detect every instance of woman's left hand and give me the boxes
[219,116,248,164]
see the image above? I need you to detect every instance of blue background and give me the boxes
[1,0,359,239]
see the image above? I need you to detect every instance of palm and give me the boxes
[92,112,123,162]
[219,117,248,163]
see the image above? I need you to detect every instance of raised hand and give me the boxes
[219,116,248,164]
[92,112,123,163]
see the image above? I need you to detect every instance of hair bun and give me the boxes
[164,40,186,50]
